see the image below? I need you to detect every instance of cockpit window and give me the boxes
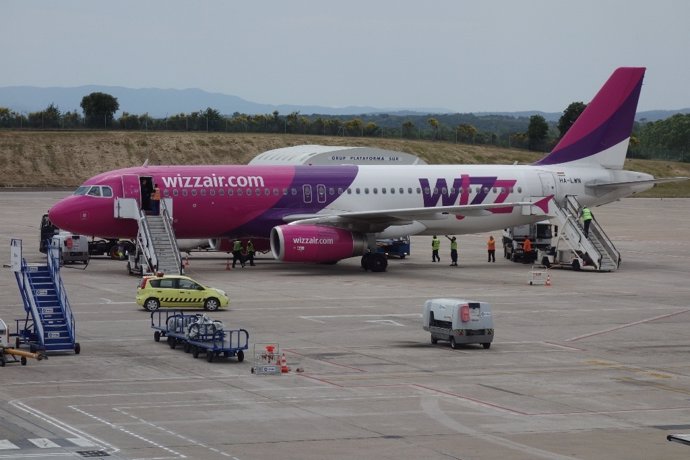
[77,185,113,198]
[87,187,102,197]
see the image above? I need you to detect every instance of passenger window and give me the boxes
[178,279,196,289]
[159,279,175,288]
[191,189,197,196]
[182,190,188,197]
[200,189,206,196]
[173,189,179,196]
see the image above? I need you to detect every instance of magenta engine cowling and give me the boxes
[270,225,368,263]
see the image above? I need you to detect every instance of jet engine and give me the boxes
[270,225,368,264]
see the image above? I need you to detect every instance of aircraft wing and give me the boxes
[282,199,543,233]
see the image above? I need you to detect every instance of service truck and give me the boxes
[502,220,556,263]
[422,298,494,349]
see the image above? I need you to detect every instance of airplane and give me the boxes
[47,67,680,272]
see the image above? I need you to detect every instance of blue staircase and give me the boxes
[14,241,79,354]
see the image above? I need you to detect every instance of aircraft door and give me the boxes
[538,173,556,197]
[122,175,142,204]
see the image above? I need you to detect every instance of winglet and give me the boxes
[533,195,553,214]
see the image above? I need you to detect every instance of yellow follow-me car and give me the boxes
[136,274,229,312]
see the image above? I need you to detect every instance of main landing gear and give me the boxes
[361,252,388,272]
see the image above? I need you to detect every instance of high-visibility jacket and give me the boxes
[432,238,440,250]
[233,240,243,252]
[487,238,496,251]
[581,207,593,221]
[247,241,255,253]
[523,239,532,252]
[450,240,458,250]
[151,187,161,201]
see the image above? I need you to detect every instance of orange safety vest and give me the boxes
[487,238,495,251]
[151,188,161,201]
[523,239,532,252]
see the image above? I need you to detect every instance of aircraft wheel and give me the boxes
[369,253,388,272]
[361,253,371,270]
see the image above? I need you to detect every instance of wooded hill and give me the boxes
[1,131,688,196]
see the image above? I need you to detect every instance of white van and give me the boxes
[52,232,90,265]
[422,298,494,349]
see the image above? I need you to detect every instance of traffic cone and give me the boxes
[545,273,552,287]
[280,353,290,373]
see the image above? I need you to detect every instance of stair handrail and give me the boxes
[48,242,75,345]
[14,259,46,346]
[136,209,157,273]
[566,195,620,269]
[555,195,603,269]
[589,215,621,268]
[159,199,182,273]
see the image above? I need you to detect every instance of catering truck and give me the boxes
[502,220,555,263]
[422,298,494,349]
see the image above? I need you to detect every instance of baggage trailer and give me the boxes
[150,310,249,363]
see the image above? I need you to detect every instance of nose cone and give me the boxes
[48,196,88,234]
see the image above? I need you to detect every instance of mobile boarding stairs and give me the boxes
[12,239,80,354]
[543,195,620,272]
[114,198,182,276]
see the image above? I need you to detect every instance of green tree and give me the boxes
[456,123,477,143]
[80,92,119,128]
[402,121,415,139]
[427,118,439,140]
[558,102,587,139]
[527,115,549,151]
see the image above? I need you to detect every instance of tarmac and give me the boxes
[1,191,690,460]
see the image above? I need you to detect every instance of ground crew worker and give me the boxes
[445,235,458,266]
[151,184,161,215]
[232,239,245,268]
[522,237,533,263]
[246,240,255,266]
[431,235,441,262]
[580,206,593,238]
[487,235,496,262]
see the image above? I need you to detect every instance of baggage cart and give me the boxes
[150,310,249,363]
[529,266,547,285]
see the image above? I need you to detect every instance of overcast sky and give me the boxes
[3,1,689,113]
